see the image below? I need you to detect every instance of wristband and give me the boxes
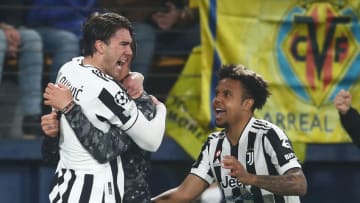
[60,101,75,115]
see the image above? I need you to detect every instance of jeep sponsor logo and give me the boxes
[220,175,244,188]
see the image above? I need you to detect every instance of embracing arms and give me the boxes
[41,72,165,163]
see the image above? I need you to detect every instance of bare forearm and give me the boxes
[152,188,191,203]
[249,168,307,196]
[152,174,208,203]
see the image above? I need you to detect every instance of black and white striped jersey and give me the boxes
[49,57,166,203]
[61,92,157,203]
[191,117,302,203]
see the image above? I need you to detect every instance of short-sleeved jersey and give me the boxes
[191,117,302,203]
[50,57,139,203]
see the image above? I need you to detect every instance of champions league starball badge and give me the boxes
[114,91,129,106]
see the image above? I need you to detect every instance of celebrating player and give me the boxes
[152,64,307,203]
[42,12,166,203]
[42,73,157,203]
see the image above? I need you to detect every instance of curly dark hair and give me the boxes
[217,64,271,111]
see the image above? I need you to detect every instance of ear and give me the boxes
[95,40,105,54]
[244,98,254,111]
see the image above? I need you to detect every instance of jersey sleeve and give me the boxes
[64,104,131,163]
[340,107,360,148]
[42,135,60,165]
[126,103,166,152]
[81,83,139,130]
[64,92,157,163]
[190,136,214,185]
[263,128,302,175]
[80,82,166,152]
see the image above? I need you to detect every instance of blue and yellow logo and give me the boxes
[276,3,360,106]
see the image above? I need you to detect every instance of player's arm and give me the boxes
[152,174,209,203]
[222,129,307,196]
[45,79,165,152]
[64,104,132,163]
[339,107,360,147]
[334,89,360,147]
[152,136,215,202]
[64,92,157,163]
[222,155,307,196]
[41,100,132,163]
[248,167,306,196]
[41,136,60,165]
[43,83,157,163]
[86,81,166,152]
[128,96,166,151]
[41,112,60,165]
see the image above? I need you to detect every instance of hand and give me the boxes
[3,26,20,57]
[222,155,253,185]
[43,83,73,111]
[151,1,181,30]
[41,111,59,138]
[122,72,144,99]
[334,89,352,115]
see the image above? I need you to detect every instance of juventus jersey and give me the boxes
[191,117,302,203]
[49,57,163,203]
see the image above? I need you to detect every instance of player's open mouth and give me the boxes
[215,108,226,118]
[117,58,127,66]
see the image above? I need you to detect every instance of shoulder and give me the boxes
[251,118,273,130]
[59,57,120,87]
[58,57,83,72]
[253,119,293,153]
[57,58,127,101]
[205,130,225,146]
[249,118,292,147]
[252,118,284,135]
[196,131,225,153]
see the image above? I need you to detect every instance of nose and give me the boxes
[212,96,220,106]
[126,44,133,56]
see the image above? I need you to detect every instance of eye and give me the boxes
[120,42,130,46]
[224,91,231,97]
[214,90,219,97]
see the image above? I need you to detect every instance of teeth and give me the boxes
[117,58,126,66]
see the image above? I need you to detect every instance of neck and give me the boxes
[226,114,252,145]
[83,56,104,72]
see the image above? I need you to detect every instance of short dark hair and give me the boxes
[217,64,271,111]
[81,12,136,57]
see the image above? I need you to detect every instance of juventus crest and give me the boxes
[246,149,254,166]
